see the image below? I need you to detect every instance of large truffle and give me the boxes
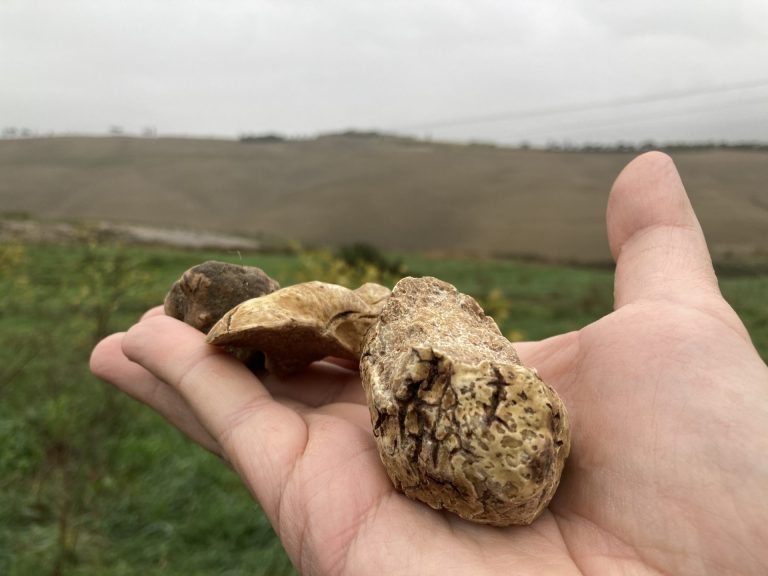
[360,277,570,526]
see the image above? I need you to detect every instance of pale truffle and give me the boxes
[207,281,388,377]
[360,276,570,526]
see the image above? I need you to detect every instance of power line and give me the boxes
[395,77,768,131]
[495,92,768,141]
[505,99,768,142]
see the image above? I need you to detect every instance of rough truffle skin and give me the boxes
[164,261,280,333]
[360,277,570,526]
[207,281,387,377]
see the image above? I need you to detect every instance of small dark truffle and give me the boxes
[164,261,279,333]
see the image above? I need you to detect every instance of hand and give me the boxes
[91,152,768,576]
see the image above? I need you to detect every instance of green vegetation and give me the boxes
[2,239,766,575]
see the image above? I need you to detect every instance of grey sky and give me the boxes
[1,0,767,145]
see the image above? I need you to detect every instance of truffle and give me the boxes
[360,277,570,526]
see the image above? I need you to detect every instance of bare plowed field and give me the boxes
[1,136,766,263]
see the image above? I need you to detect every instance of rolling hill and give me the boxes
[1,135,766,264]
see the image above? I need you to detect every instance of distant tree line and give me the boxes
[3,126,767,152]
[239,133,286,143]
[2,127,36,138]
[2,126,159,139]
[541,140,768,153]
[238,130,385,143]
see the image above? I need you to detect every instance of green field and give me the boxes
[2,239,766,575]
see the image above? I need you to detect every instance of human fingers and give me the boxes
[120,315,309,520]
[322,357,360,371]
[141,305,166,321]
[513,333,575,364]
[140,304,366,407]
[260,361,367,407]
[511,332,581,399]
[606,151,719,309]
[90,332,222,455]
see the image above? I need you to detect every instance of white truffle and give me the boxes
[360,277,570,526]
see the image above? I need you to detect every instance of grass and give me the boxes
[1,240,299,576]
[1,239,765,575]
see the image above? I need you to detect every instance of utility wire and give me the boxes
[508,102,768,142]
[495,92,768,141]
[395,77,768,131]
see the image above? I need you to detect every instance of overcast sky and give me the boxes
[1,0,767,145]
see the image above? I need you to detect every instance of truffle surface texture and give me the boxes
[164,261,279,333]
[360,276,570,526]
[207,281,388,377]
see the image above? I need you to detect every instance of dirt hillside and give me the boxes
[1,135,766,263]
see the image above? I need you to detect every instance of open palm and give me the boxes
[91,152,768,576]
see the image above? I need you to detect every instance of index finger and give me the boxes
[140,305,166,321]
[121,315,308,512]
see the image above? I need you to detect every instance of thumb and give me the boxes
[606,151,719,309]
